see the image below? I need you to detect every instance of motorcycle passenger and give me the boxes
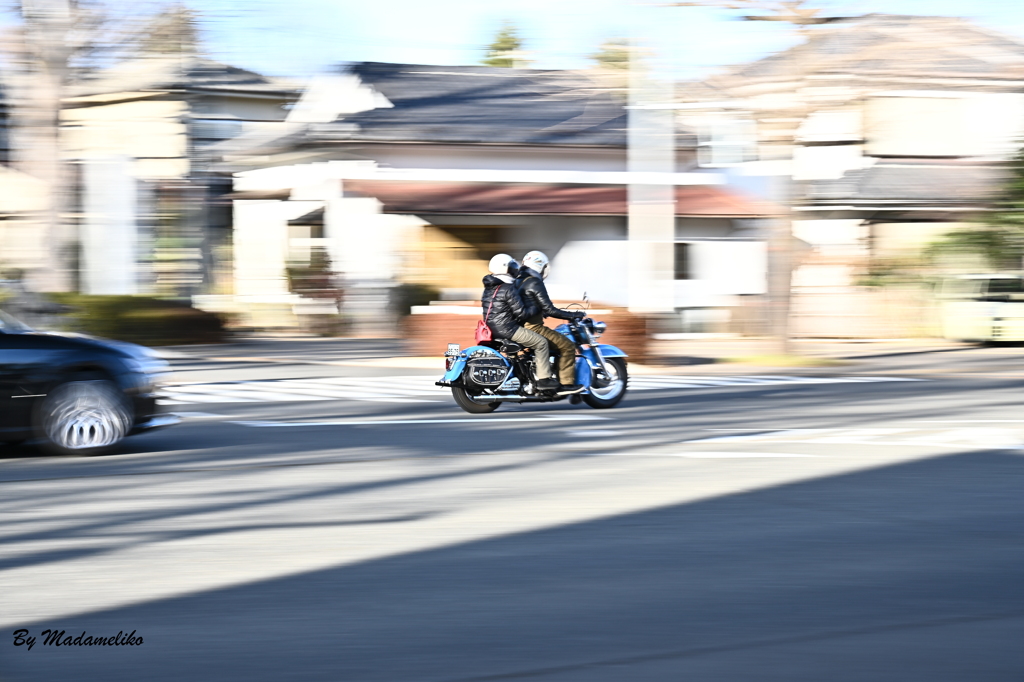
[517,250,585,395]
[482,254,558,392]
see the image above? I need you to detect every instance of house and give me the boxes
[678,14,1024,290]
[58,56,302,296]
[216,62,778,332]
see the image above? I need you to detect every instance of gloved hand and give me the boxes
[571,311,587,320]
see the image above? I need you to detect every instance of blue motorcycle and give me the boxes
[436,315,629,414]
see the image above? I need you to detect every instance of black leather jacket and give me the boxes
[516,267,578,325]
[481,275,532,340]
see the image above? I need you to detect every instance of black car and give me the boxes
[0,309,179,455]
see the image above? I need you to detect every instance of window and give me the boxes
[695,116,758,167]
[986,278,1024,294]
[674,243,691,280]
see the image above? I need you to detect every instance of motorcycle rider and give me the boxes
[481,254,559,392]
[517,250,585,395]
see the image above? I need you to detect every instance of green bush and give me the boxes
[48,294,226,346]
[389,283,440,317]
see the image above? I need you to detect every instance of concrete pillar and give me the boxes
[325,195,421,335]
[233,200,321,298]
[627,47,676,313]
[81,156,137,295]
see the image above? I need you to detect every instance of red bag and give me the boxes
[475,285,500,343]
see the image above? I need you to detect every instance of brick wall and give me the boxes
[402,309,652,362]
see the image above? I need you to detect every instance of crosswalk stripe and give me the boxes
[683,426,1022,450]
[156,374,921,405]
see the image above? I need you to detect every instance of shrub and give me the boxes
[48,294,226,346]
[390,283,440,317]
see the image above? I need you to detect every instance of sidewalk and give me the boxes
[156,334,985,378]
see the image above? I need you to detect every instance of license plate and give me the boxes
[445,343,460,357]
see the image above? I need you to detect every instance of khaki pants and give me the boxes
[510,326,552,380]
[525,322,576,385]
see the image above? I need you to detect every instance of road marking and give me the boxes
[688,430,827,443]
[914,420,1024,424]
[628,375,923,391]
[157,374,925,406]
[687,427,1023,450]
[565,430,624,437]
[592,451,819,458]
[229,415,610,427]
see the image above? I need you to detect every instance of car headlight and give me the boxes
[123,357,173,389]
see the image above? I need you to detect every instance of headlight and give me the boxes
[592,321,607,336]
[123,357,173,388]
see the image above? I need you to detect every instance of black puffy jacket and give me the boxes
[481,275,532,340]
[516,267,578,325]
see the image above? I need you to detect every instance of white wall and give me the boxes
[674,241,767,307]
[865,92,1024,158]
[546,238,767,309]
[546,241,628,307]
[63,100,189,180]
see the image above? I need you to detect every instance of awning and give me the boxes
[343,181,781,218]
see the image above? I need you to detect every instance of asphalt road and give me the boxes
[3,344,1024,681]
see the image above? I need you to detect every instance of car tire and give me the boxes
[37,379,133,456]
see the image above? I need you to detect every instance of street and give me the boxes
[4,340,1024,680]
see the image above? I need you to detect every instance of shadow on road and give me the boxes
[6,448,1024,681]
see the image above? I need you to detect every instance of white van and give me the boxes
[940,274,1024,342]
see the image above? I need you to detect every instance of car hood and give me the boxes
[30,331,161,362]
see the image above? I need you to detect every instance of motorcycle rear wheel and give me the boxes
[452,387,501,414]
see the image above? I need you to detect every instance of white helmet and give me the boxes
[522,250,550,279]
[488,253,515,275]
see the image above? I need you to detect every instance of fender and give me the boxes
[593,343,628,358]
[576,344,627,391]
[578,343,628,370]
[440,345,508,384]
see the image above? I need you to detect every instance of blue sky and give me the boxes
[186,0,1024,80]
[4,0,1024,80]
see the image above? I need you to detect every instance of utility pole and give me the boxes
[627,9,677,316]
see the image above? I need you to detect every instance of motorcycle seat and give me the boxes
[495,339,523,354]
[481,339,524,354]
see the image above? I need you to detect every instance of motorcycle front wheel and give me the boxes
[452,387,501,414]
[583,358,628,409]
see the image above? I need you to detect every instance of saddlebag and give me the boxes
[465,356,509,388]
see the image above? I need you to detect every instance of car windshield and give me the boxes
[0,308,33,333]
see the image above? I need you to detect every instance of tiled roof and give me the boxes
[343,180,780,217]
[713,14,1024,86]
[69,56,301,98]
[807,160,1007,204]
[316,63,640,147]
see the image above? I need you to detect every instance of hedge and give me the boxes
[48,294,226,346]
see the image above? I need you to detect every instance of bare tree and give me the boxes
[3,0,78,291]
[1,0,185,291]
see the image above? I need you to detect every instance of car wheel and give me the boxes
[37,380,133,456]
